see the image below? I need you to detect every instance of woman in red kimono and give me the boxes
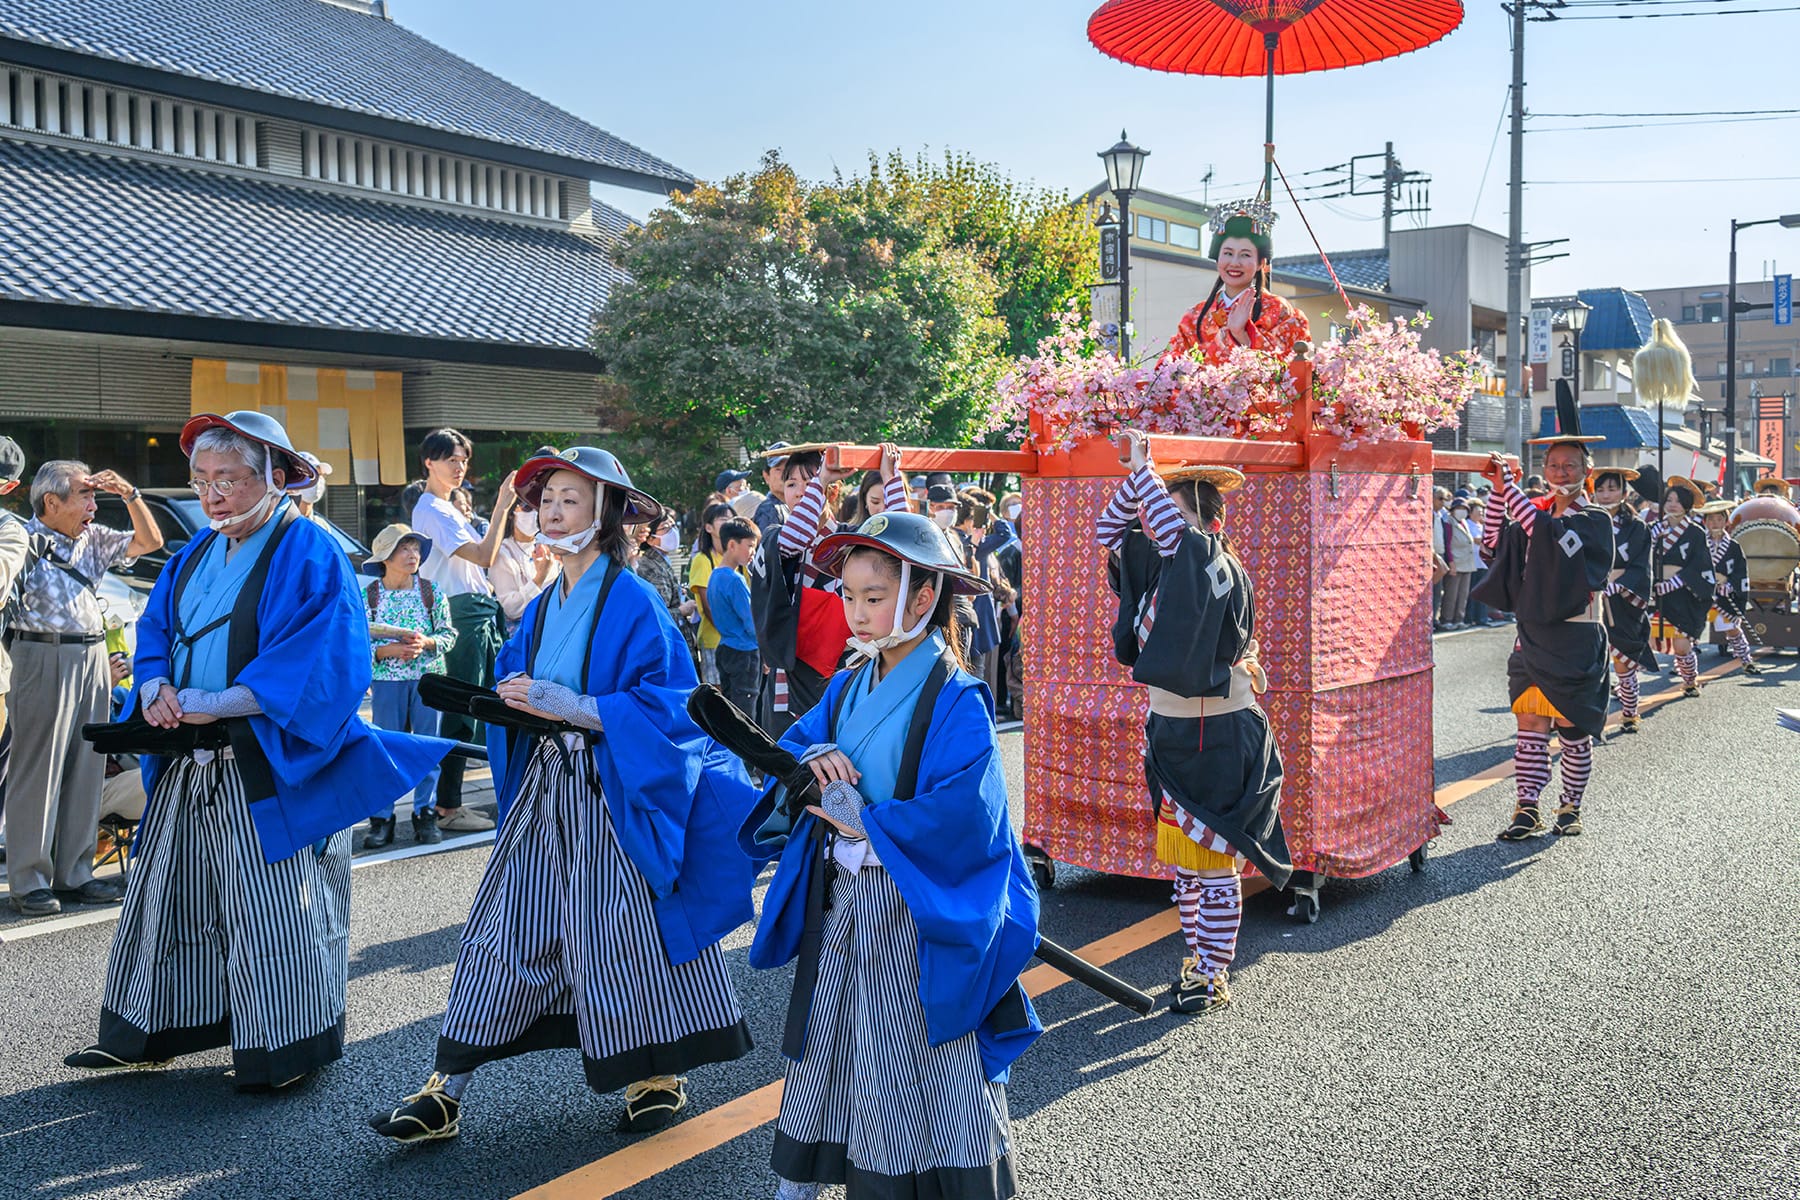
[1166,200,1310,364]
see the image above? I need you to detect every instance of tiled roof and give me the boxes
[0,0,690,185]
[0,136,631,352]
[1275,248,1390,293]
[1536,403,1667,450]
[1575,287,1655,354]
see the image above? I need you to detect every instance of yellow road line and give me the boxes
[515,656,1751,1199]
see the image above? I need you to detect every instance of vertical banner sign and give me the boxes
[1100,226,1120,281]
[1759,394,1788,472]
[1776,274,1792,327]
[1529,309,1551,365]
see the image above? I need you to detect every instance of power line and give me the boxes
[1533,107,1800,117]
[1526,174,1800,184]
[1529,113,1800,131]
[1541,3,1800,16]
[1471,87,1513,223]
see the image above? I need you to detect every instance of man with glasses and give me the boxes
[6,459,161,916]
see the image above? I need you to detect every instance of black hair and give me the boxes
[1167,478,1245,570]
[696,501,736,556]
[594,485,636,567]
[839,470,884,525]
[718,518,758,549]
[1664,484,1697,515]
[400,479,426,515]
[1592,470,1628,492]
[955,495,990,528]
[842,545,968,670]
[780,450,824,482]
[419,427,473,466]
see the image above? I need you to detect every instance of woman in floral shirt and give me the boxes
[362,524,458,848]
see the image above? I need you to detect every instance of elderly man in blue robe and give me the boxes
[65,411,450,1091]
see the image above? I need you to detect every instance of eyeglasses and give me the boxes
[189,474,256,497]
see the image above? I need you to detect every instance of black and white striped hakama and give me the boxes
[774,862,1017,1200]
[95,752,353,1089]
[436,737,751,1091]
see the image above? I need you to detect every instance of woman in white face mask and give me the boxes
[489,506,557,638]
[372,445,755,1145]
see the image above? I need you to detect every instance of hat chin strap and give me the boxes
[1549,481,1585,498]
[846,561,943,665]
[534,484,603,554]
[209,454,281,534]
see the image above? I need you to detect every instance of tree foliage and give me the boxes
[591,150,1094,503]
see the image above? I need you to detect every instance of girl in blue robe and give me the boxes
[371,447,754,1145]
[66,412,448,1091]
[741,510,1041,1200]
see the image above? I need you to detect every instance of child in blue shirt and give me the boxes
[707,519,761,716]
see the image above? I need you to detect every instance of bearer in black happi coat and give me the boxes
[1590,468,1657,733]
[1471,384,1614,839]
[1648,477,1714,697]
[1699,500,1762,675]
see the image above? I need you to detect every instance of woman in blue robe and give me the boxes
[65,411,449,1091]
[741,510,1041,1200]
[370,447,755,1145]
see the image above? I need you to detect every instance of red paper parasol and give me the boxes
[1089,1,1464,195]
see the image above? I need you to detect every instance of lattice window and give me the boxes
[298,129,563,219]
[0,67,258,166]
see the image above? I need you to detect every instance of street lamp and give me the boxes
[1099,132,1149,363]
[1724,213,1800,497]
[1566,299,1590,401]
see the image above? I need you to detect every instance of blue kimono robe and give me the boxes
[490,564,756,967]
[744,641,1043,1082]
[129,506,450,863]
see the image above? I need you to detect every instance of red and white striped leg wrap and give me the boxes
[1674,651,1699,688]
[1614,667,1640,718]
[1193,873,1243,976]
[1514,730,1551,810]
[1727,627,1755,666]
[1171,869,1205,959]
[1557,732,1593,811]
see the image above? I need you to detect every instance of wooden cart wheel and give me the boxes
[1023,844,1056,891]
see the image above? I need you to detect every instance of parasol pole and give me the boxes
[1262,31,1278,201]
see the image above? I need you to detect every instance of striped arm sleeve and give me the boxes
[1500,481,1538,536]
[1480,490,1507,554]
[778,475,829,559]
[1094,471,1142,550]
[1133,466,1188,557]
[881,472,912,515]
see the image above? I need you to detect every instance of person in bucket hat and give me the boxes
[738,508,1041,1200]
[1095,430,1290,1014]
[66,410,449,1090]
[359,524,458,848]
[372,445,754,1144]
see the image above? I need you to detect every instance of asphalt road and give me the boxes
[2,627,1796,1200]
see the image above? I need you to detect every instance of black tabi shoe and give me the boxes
[1168,957,1231,1016]
[1498,807,1547,841]
[362,817,396,850]
[1682,683,1701,698]
[620,1076,687,1133]
[369,1073,460,1143]
[1552,805,1583,837]
[65,1045,172,1073]
[411,809,443,846]
[54,878,124,905]
[1743,661,1764,676]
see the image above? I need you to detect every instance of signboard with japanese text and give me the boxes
[1759,394,1788,472]
[1100,227,1120,281]
[1529,309,1551,365]
[1776,274,1792,327]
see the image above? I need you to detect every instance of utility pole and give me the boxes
[1382,142,1397,250]
[1504,0,1527,461]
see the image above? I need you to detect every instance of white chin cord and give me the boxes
[1550,481,1585,498]
[846,562,944,664]
[209,455,281,533]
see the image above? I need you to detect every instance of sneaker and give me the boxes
[54,879,124,905]
[1682,683,1701,698]
[1618,714,1641,735]
[363,816,396,850]
[369,1073,461,1143]
[12,888,61,917]
[65,1045,172,1073]
[620,1075,687,1133]
[411,810,443,845]
[436,807,494,834]
[1743,660,1764,676]
[1498,807,1546,841]
[1552,805,1583,837]
[1169,956,1231,1015]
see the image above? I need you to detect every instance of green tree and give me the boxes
[592,151,1094,504]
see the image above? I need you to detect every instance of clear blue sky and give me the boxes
[400,0,1799,296]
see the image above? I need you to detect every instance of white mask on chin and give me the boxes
[846,561,943,665]
[534,482,604,554]
[1549,481,1584,498]
[209,453,282,534]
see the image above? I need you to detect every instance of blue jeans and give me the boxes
[369,679,440,815]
